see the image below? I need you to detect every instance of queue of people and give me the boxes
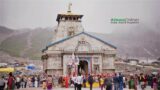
[0,72,160,90]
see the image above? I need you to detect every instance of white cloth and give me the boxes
[72,76,77,84]
[16,77,21,82]
[35,81,38,87]
[76,76,83,85]
[123,77,125,82]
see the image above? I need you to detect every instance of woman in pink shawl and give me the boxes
[47,75,53,90]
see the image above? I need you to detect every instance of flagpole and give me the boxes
[75,64,77,76]
[73,41,80,76]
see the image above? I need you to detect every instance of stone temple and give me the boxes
[42,4,117,75]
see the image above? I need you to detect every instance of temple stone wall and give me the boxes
[102,55,115,72]
[55,21,84,41]
[46,55,63,75]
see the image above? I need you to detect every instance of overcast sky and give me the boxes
[0,0,160,33]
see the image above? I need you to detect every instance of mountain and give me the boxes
[0,27,53,60]
[90,24,160,59]
[0,26,15,44]
[0,24,160,60]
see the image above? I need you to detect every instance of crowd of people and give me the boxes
[0,72,41,90]
[68,73,160,90]
[0,72,160,90]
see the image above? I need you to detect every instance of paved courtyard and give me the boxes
[21,86,152,90]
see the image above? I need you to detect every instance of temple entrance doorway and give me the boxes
[78,60,88,75]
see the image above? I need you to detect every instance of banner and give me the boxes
[0,68,14,72]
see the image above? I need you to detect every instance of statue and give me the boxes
[68,2,72,13]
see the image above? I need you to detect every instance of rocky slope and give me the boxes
[0,24,159,60]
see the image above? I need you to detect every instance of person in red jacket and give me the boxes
[65,76,69,88]
[7,72,15,90]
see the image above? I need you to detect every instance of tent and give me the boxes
[0,67,14,72]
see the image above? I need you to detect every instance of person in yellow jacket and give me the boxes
[99,76,104,90]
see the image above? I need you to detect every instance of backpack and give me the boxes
[83,78,86,83]
[88,76,93,84]
[158,77,160,85]
[21,78,24,82]
[105,78,112,86]
[158,78,160,90]
[129,80,135,89]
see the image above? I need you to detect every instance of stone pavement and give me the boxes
[21,86,152,90]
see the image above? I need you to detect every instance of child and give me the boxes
[42,80,47,90]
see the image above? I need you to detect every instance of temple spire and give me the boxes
[67,2,72,13]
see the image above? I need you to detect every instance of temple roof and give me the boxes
[42,32,117,52]
[56,3,83,22]
[56,13,83,22]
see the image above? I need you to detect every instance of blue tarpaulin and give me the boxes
[26,64,36,70]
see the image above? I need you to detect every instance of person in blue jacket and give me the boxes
[119,73,123,90]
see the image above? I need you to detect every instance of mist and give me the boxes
[0,0,160,33]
